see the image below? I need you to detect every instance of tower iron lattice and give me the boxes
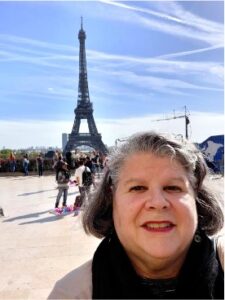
[64,18,108,154]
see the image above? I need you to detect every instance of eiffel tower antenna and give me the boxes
[81,16,83,30]
[64,22,108,154]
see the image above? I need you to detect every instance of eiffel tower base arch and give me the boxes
[64,133,107,155]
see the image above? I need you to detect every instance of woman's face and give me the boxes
[113,152,198,278]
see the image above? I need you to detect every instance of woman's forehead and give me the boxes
[118,152,186,174]
[121,151,175,164]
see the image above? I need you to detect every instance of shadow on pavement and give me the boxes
[19,212,75,225]
[2,210,51,222]
[2,210,74,224]
[17,189,56,196]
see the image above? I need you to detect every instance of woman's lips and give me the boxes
[141,221,175,232]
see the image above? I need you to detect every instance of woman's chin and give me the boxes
[141,241,181,260]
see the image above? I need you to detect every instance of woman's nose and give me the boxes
[144,189,169,210]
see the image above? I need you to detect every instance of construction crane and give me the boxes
[115,137,129,147]
[152,106,190,139]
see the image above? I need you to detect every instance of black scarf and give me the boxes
[92,232,224,299]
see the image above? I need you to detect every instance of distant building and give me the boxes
[62,133,68,151]
[198,135,224,174]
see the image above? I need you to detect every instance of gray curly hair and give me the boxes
[83,131,224,238]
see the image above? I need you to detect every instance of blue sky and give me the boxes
[0,0,224,149]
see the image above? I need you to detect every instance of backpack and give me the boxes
[54,160,64,171]
[82,167,92,186]
[57,170,70,184]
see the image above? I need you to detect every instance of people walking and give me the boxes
[55,162,70,209]
[0,206,4,217]
[73,159,91,211]
[36,154,44,176]
[23,155,29,176]
[92,151,100,178]
[9,152,16,172]
[85,156,96,189]
[53,155,64,181]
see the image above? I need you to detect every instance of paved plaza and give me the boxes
[0,173,224,299]
[0,174,100,299]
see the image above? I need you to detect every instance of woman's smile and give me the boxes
[141,221,175,232]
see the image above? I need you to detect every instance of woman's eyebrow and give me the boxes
[169,177,186,184]
[123,176,187,186]
[123,178,144,185]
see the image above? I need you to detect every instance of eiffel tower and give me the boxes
[64,19,108,155]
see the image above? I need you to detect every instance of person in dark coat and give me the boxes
[36,154,44,176]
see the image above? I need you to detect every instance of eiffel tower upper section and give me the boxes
[75,18,92,121]
[64,19,108,154]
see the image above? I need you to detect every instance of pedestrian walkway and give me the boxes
[0,174,223,299]
[0,175,100,299]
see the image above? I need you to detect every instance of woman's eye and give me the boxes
[129,186,146,192]
[164,185,182,193]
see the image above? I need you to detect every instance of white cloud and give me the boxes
[0,33,223,98]
[156,44,223,59]
[0,34,76,52]
[98,0,223,46]
[96,69,223,95]
[97,112,224,145]
[0,112,223,149]
[152,1,222,33]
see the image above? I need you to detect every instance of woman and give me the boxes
[48,131,224,299]
[23,154,29,176]
[55,162,70,209]
[9,152,16,172]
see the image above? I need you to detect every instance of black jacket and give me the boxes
[92,232,224,299]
